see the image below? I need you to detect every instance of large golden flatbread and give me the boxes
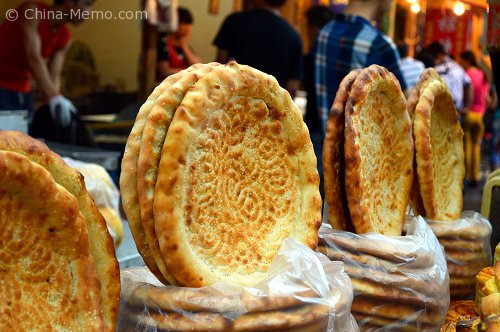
[322,69,360,232]
[136,63,219,285]
[344,65,413,236]
[154,61,322,287]
[0,131,119,331]
[0,151,103,331]
[120,68,200,284]
[407,69,445,216]
[413,81,464,220]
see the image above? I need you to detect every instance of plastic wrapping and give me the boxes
[319,216,450,332]
[63,157,123,246]
[421,211,492,300]
[117,238,360,332]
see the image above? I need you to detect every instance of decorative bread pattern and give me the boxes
[136,63,219,285]
[0,151,103,331]
[323,69,360,232]
[413,81,464,220]
[153,61,321,287]
[344,65,414,235]
[0,131,119,331]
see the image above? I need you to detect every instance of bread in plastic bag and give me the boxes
[319,215,449,331]
[419,211,492,300]
[117,238,359,332]
[63,157,124,246]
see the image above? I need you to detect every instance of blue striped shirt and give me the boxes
[314,14,407,133]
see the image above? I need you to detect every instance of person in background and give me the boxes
[303,4,334,201]
[397,42,425,90]
[213,0,303,98]
[314,0,408,134]
[458,51,490,186]
[0,0,94,127]
[157,7,201,81]
[427,42,472,114]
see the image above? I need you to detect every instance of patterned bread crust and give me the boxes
[120,67,200,284]
[407,69,445,216]
[136,63,220,285]
[344,65,414,236]
[0,151,103,331]
[322,69,360,232]
[413,81,464,220]
[0,131,119,331]
[154,61,322,287]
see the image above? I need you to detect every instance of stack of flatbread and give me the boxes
[406,68,465,220]
[120,61,322,287]
[318,222,449,332]
[427,216,492,300]
[0,131,120,331]
[120,284,332,332]
[322,65,414,236]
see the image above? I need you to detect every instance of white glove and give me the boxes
[49,95,77,127]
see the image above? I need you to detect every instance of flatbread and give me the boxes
[438,237,484,253]
[137,63,219,285]
[322,69,360,231]
[344,65,413,236]
[121,67,208,284]
[351,296,443,324]
[407,69,445,217]
[353,312,438,332]
[125,303,329,332]
[429,222,490,240]
[0,131,119,331]
[447,261,488,277]
[128,283,318,313]
[317,245,432,272]
[413,80,465,220]
[154,61,322,287]
[0,151,103,331]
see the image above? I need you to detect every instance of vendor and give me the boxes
[0,0,94,127]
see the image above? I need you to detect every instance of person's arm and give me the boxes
[461,82,473,113]
[48,42,71,93]
[157,59,182,77]
[179,31,201,65]
[19,4,58,99]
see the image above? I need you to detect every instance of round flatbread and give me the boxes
[413,80,464,220]
[344,65,413,236]
[128,283,318,313]
[407,69,445,217]
[353,312,439,332]
[154,61,322,287]
[322,69,360,232]
[120,66,205,284]
[125,303,329,332]
[0,151,103,331]
[438,237,484,253]
[137,63,220,285]
[0,131,119,331]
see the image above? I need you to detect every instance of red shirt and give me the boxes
[466,67,490,115]
[0,2,71,92]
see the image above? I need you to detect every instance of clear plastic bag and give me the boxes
[319,216,450,332]
[63,157,123,246]
[117,238,360,332]
[421,211,492,300]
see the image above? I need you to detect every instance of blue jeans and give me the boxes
[0,87,33,111]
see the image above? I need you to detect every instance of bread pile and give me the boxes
[322,65,413,236]
[0,131,120,331]
[427,215,492,300]
[319,220,449,332]
[120,61,322,287]
[120,284,333,332]
[475,243,500,330]
[406,68,465,220]
[440,300,481,331]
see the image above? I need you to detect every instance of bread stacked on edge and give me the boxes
[0,131,120,331]
[120,61,322,287]
[322,65,414,236]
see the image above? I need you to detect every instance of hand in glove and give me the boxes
[49,95,77,127]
